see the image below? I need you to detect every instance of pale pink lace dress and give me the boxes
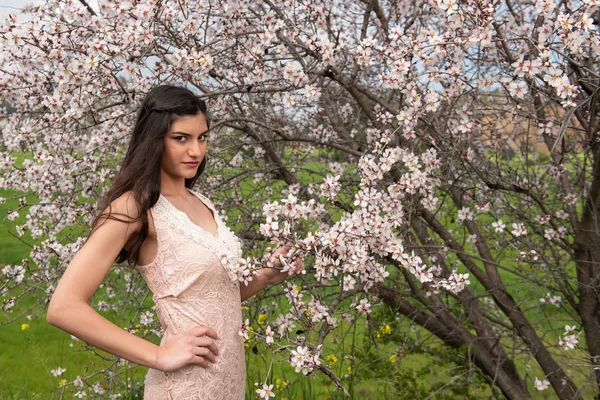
[137,190,245,400]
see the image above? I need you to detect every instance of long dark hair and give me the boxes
[93,85,209,265]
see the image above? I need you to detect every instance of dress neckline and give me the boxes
[158,189,220,235]
[149,189,242,286]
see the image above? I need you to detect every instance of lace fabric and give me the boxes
[137,190,246,400]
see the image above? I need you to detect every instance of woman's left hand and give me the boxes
[262,245,304,284]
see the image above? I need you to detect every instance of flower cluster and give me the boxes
[558,325,580,351]
[289,346,321,375]
[540,293,562,307]
[534,377,550,391]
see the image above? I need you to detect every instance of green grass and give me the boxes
[0,188,147,398]
[0,191,31,266]
[0,283,149,398]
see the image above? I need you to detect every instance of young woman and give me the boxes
[47,85,300,399]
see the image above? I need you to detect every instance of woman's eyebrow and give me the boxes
[168,130,209,136]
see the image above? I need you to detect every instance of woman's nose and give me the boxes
[188,140,203,156]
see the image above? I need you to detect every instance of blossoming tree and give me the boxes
[1,0,599,398]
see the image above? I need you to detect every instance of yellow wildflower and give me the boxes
[389,354,397,363]
[347,366,352,374]
[59,379,67,386]
[275,378,288,391]
[326,354,338,365]
[380,324,392,335]
[258,314,267,326]
[21,323,29,330]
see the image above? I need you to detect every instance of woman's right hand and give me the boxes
[155,326,220,372]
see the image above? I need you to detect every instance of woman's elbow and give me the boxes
[46,296,70,327]
[46,300,62,326]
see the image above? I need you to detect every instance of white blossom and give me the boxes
[534,377,550,391]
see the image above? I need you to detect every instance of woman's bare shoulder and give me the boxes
[96,191,143,231]
[109,191,140,214]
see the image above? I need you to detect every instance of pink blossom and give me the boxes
[256,383,275,398]
[534,377,550,391]
[492,220,506,233]
[356,299,372,314]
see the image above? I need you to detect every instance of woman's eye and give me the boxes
[199,135,207,142]
[174,136,187,142]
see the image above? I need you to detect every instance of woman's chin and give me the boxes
[179,169,199,179]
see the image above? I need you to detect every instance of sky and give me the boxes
[0,0,38,16]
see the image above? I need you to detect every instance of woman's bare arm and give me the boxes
[239,247,303,302]
[239,269,282,302]
[46,193,162,367]
[46,193,220,371]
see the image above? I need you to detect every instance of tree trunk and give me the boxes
[378,286,531,399]
[574,147,600,395]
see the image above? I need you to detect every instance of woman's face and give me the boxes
[161,112,208,181]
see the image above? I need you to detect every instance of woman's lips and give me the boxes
[183,162,200,167]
